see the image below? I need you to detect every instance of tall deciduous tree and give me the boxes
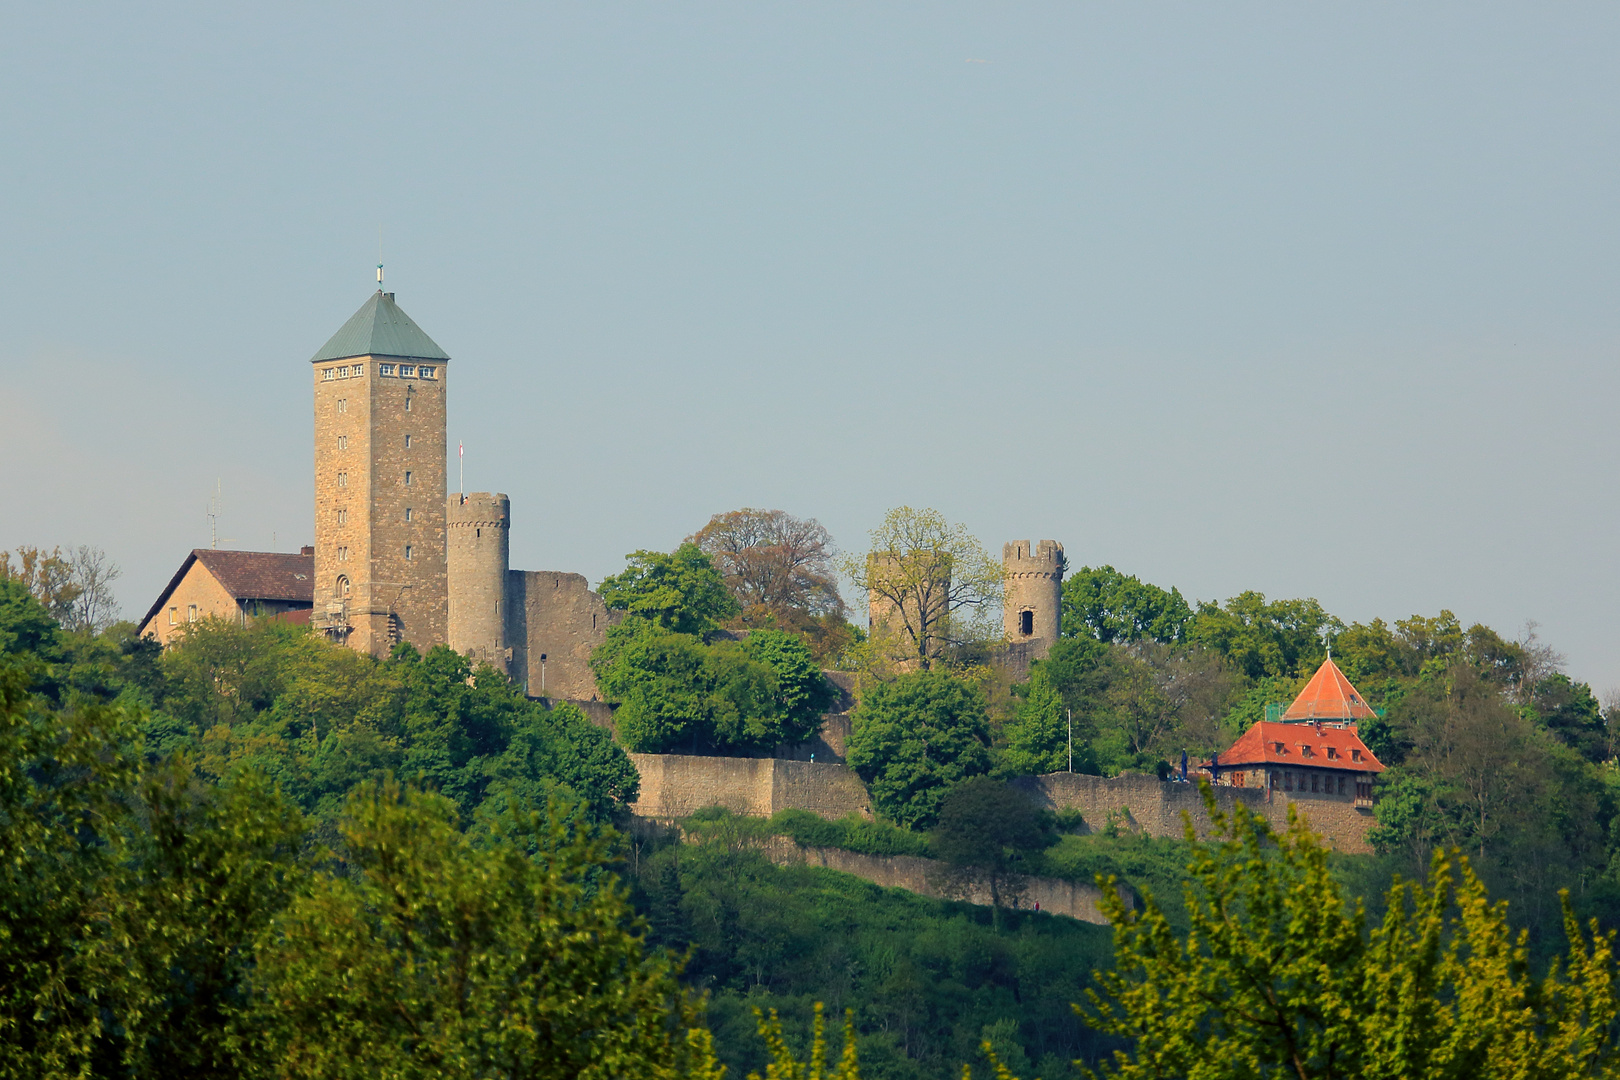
[1189,591,1342,680]
[688,508,845,619]
[931,777,1055,921]
[598,543,740,637]
[841,507,1001,670]
[0,546,81,626]
[1061,566,1193,644]
[846,670,992,828]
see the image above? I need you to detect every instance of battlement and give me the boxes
[1003,539,1064,574]
[448,492,510,529]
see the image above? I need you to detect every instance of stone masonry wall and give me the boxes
[507,570,621,700]
[628,754,872,821]
[757,837,1131,926]
[1013,772,1375,855]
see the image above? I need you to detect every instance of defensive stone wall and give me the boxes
[506,570,621,701]
[628,754,872,821]
[1013,772,1374,854]
[757,837,1130,926]
[776,671,855,763]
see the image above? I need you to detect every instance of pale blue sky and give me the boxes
[3,3,1617,689]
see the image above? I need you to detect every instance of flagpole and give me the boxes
[459,442,464,497]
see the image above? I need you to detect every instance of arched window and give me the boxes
[1019,610,1034,636]
[335,575,350,599]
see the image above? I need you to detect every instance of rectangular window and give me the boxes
[1351,748,1362,762]
[168,607,176,626]
[336,399,347,414]
[337,435,347,450]
[187,604,198,623]
[399,365,415,377]
[404,434,412,448]
[351,363,364,376]
[338,366,350,378]
[337,508,347,525]
[404,545,413,560]
[322,368,335,381]
[380,363,396,376]
[404,471,412,486]
[404,507,412,522]
[405,396,412,412]
[337,472,347,487]
[419,366,436,379]
[1338,775,1347,795]
[1311,774,1320,793]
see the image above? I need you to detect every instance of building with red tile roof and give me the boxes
[1206,657,1384,809]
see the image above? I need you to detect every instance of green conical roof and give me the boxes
[310,291,450,363]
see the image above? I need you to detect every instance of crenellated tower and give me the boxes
[311,290,450,655]
[447,491,510,671]
[1003,540,1064,650]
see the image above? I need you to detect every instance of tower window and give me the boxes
[322,368,335,381]
[337,435,347,450]
[476,528,481,538]
[399,365,415,378]
[405,395,412,412]
[404,434,412,448]
[404,545,413,560]
[1019,610,1034,636]
[404,471,412,486]
[404,507,412,522]
[419,366,436,379]
[338,366,349,378]
[380,363,396,376]
[336,399,347,413]
[337,508,347,525]
[352,364,364,376]
[337,472,347,487]
[335,575,349,598]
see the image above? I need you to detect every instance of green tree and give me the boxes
[1084,786,1620,1080]
[1003,666,1085,776]
[248,778,711,1080]
[1061,566,1193,645]
[598,543,740,636]
[931,777,1055,921]
[1189,591,1341,680]
[847,671,992,828]
[592,620,832,755]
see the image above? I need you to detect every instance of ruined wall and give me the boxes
[758,837,1130,926]
[628,754,872,821]
[1013,772,1375,854]
[506,570,621,700]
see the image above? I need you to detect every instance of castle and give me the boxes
[143,287,1070,701]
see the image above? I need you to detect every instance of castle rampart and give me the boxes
[1013,771,1375,854]
[628,754,873,821]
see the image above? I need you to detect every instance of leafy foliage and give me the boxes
[591,620,834,754]
[598,542,740,636]
[847,671,992,828]
[1084,784,1620,1080]
[930,778,1057,916]
[1061,566,1193,645]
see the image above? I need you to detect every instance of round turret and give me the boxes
[447,492,510,669]
[1003,540,1064,646]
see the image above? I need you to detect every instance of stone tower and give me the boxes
[866,551,951,663]
[1003,540,1064,649]
[447,492,510,671]
[311,291,450,656]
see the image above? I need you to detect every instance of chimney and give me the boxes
[300,545,314,556]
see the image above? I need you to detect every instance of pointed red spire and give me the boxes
[1282,657,1377,721]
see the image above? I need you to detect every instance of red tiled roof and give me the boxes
[1213,720,1384,773]
[139,549,314,631]
[1283,657,1377,721]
